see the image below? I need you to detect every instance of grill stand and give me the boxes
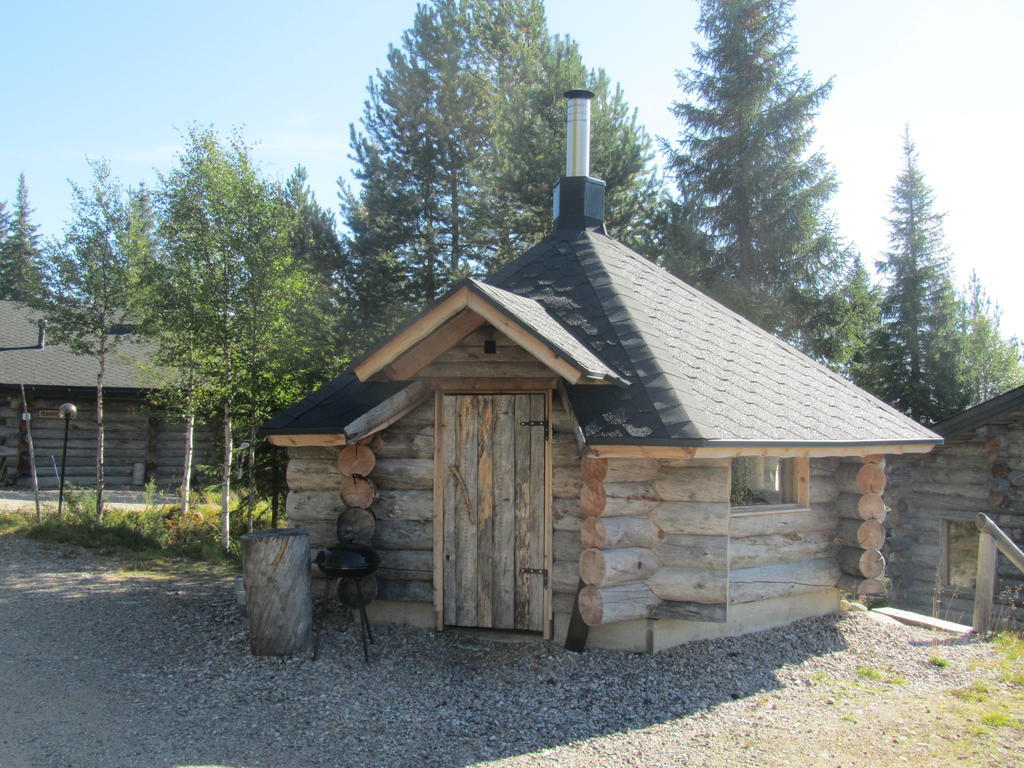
[312,575,375,663]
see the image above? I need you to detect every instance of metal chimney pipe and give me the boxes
[37,319,46,349]
[564,89,595,177]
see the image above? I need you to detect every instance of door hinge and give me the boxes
[520,567,549,588]
[519,419,550,439]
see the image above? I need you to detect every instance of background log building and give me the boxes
[886,386,1024,629]
[262,92,942,651]
[0,300,214,491]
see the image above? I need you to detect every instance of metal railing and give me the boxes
[973,513,1024,632]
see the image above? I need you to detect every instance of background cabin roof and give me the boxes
[0,300,151,392]
[929,384,1024,438]
[263,226,940,448]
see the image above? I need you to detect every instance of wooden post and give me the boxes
[18,384,40,523]
[241,529,313,656]
[972,530,997,634]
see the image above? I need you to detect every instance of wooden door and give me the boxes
[441,393,547,631]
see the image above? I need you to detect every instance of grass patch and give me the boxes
[855,666,883,680]
[0,491,276,568]
[930,655,950,668]
[952,681,991,703]
[980,709,1020,728]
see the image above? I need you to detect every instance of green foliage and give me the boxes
[859,129,969,424]
[137,126,339,547]
[662,0,850,358]
[341,0,658,350]
[959,272,1024,404]
[0,174,45,302]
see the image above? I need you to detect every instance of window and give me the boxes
[943,519,979,589]
[730,457,808,510]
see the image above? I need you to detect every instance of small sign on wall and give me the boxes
[35,409,61,419]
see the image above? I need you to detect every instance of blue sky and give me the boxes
[3,0,1022,336]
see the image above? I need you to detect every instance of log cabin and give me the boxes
[885,385,1024,629]
[261,91,942,651]
[0,299,214,491]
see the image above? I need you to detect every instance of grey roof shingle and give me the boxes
[488,228,938,446]
[0,300,152,391]
[264,225,939,447]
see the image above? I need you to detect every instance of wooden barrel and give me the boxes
[241,529,312,657]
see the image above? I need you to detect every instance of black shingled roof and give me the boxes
[0,300,153,392]
[262,226,940,448]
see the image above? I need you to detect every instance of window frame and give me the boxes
[729,456,810,514]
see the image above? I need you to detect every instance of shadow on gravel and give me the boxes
[2,540,851,768]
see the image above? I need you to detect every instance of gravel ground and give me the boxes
[0,534,1017,768]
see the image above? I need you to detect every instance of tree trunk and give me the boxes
[247,420,257,532]
[181,411,195,516]
[95,342,106,522]
[221,408,232,550]
[241,529,312,656]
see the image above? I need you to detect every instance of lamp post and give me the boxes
[57,403,77,518]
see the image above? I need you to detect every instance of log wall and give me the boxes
[286,399,436,605]
[886,412,1024,628]
[1,389,215,491]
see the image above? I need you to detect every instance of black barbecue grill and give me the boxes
[313,542,380,662]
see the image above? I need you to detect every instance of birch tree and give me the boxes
[39,161,151,521]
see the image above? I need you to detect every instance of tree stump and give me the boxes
[241,529,312,657]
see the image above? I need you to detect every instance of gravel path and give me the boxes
[0,534,1016,768]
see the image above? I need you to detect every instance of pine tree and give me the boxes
[340,0,658,347]
[813,254,880,377]
[663,0,848,351]
[0,174,44,301]
[861,129,967,424]
[960,271,1023,404]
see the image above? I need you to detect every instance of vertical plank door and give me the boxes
[442,393,546,631]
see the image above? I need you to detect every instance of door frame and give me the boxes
[432,386,554,638]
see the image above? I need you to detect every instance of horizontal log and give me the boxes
[728,530,835,570]
[286,490,345,524]
[287,446,340,461]
[654,534,728,570]
[553,530,581,562]
[371,520,432,551]
[581,516,664,549]
[372,490,433,521]
[370,429,434,460]
[646,567,728,603]
[809,476,839,504]
[553,439,583,468]
[376,579,432,603]
[836,575,886,598]
[653,465,730,503]
[578,583,660,626]
[601,482,663,517]
[580,547,658,587]
[729,558,840,603]
[371,458,434,491]
[650,502,730,536]
[605,459,661,483]
[552,473,582,499]
[838,546,886,579]
[811,457,841,476]
[651,600,727,623]
[376,549,432,572]
[552,498,584,531]
[286,458,343,491]
[836,492,886,522]
[836,518,885,550]
[376,568,431,583]
[729,506,837,538]
[835,462,886,494]
[551,561,579,593]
